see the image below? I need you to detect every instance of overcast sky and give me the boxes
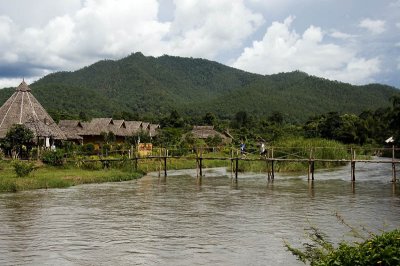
[0,0,399,89]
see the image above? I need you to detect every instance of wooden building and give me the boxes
[0,81,66,145]
[58,118,160,148]
[190,126,232,144]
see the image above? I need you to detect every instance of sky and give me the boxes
[0,0,399,89]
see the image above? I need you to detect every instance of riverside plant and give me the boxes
[12,160,35,177]
[285,212,400,266]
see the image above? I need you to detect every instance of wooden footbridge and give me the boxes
[81,146,399,183]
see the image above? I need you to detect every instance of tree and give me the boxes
[319,112,341,140]
[268,111,284,125]
[232,111,249,129]
[161,110,185,128]
[153,128,183,147]
[101,131,116,144]
[1,124,34,159]
[79,111,88,121]
[205,134,223,147]
[389,95,400,144]
[203,112,216,126]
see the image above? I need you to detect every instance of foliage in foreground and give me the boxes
[285,216,400,266]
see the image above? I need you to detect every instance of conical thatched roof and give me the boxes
[0,81,66,139]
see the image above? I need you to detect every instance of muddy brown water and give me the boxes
[0,159,399,265]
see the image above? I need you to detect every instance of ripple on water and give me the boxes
[0,162,399,265]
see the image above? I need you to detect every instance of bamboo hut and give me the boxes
[58,120,84,144]
[0,81,66,146]
[191,126,232,144]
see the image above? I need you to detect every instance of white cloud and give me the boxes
[359,18,386,34]
[165,0,264,58]
[0,0,263,82]
[232,17,381,84]
[0,77,40,89]
[0,0,398,88]
[0,0,170,74]
[330,30,355,40]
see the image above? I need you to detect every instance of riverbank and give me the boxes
[0,160,144,192]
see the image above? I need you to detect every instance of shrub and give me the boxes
[321,229,400,265]
[82,161,103,170]
[13,160,35,177]
[286,227,400,266]
[101,144,111,156]
[41,150,65,166]
[82,143,95,155]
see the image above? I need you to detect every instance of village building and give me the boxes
[0,81,66,146]
[190,126,233,144]
[58,118,160,149]
[57,120,85,144]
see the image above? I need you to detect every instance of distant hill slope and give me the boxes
[0,52,398,122]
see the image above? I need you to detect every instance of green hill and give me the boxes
[0,52,398,122]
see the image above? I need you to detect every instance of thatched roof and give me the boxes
[78,118,129,136]
[124,121,143,135]
[149,124,160,137]
[191,125,231,141]
[58,118,160,139]
[58,120,84,140]
[0,81,66,139]
[81,118,113,135]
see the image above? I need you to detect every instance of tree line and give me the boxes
[1,95,399,160]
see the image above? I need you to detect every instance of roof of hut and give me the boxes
[58,120,84,140]
[81,118,113,135]
[149,124,160,137]
[113,120,125,128]
[124,121,143,135]
[80,118,129,136]
[191,125,230,140]
[110,120,128,136]
[0,81,66,139]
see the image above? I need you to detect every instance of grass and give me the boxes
[0,160,143,192]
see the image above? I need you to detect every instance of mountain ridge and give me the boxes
[0,52,398,122]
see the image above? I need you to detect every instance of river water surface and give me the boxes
[0,160,399,265]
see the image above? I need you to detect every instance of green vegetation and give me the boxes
[1,53,400,192]
[286,219,400,266]
[12,160,35,177]
[41,150,65,166]
[0,124,34,159]
[0,160,143,192]
[0,53,397,122]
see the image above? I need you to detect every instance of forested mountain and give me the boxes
[0,52,398,122]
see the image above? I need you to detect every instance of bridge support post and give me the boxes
[235,157,239,183]
[164,156,167,177]
[199,157,203,177]
[308,160,315,181]
[392,145,396,183]
[308,149,314,180]
[271,160,275,180]
[351,148,356,182]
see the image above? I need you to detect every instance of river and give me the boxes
[0,160,399,265]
